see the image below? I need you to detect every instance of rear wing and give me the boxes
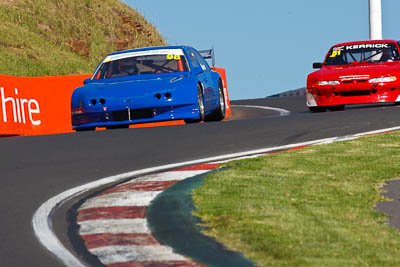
[199,48,215,67]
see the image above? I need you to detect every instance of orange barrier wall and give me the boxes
[211,67,232,118]
[0,74,90,136]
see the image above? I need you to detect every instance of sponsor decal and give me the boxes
[333,46,345,51]
[103,49,185,63]
[345,43,390,50]
[0,87,41,125]
[339,75,370,81]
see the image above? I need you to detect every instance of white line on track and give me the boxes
[231,104,291,116]
[32,125,400,266]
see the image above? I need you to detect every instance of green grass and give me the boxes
[0,0,166,76]
[193,131,400,266]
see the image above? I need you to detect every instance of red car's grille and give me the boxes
[341,80,368,84]
[338,90,371,97]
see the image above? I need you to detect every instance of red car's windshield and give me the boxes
[93,49,189,80]
[324,43,400,66]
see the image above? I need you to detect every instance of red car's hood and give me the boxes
[309,62,400,82]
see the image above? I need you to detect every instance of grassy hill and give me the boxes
[0,0,166,76]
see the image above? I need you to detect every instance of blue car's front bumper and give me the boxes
[72,103,200,129]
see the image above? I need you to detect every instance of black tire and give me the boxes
[308,106,327,113]
[208,80,226,121]
[185,83,205,123]
[394,102,400,106]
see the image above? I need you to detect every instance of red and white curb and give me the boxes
[32,126,400,266]
[77,164,218,266]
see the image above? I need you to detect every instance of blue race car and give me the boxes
[71,46,227,130]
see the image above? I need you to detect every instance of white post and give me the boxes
[369,0,383,40]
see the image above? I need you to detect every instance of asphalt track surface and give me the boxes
[2,96,400,266]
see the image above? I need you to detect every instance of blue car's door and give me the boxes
[187,48,218,112]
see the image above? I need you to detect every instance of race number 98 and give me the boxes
[167,54,181,60]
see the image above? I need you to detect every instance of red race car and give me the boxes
[306,40,400,112]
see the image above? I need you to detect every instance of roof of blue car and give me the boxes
[107,45,191,56]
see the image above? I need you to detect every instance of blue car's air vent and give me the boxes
[112,108,154,121]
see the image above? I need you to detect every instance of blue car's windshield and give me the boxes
[93,49,189,80]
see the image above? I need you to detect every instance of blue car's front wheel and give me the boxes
[198,84,205,121]
[185,83,205,123]
[208,80,226,121]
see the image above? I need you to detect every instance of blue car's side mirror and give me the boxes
[83,78,92,85]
